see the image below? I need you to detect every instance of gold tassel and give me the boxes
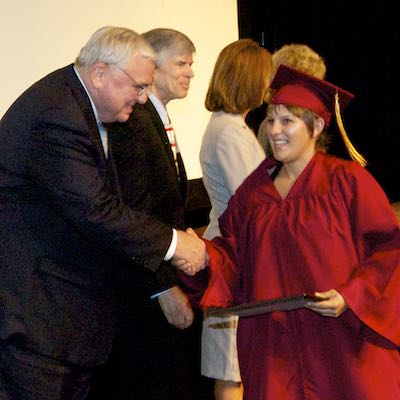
[334,92,367,167]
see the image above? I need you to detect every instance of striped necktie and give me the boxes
[164,119,180,177]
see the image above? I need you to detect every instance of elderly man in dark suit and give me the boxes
[0,26,206,400]
[97,28,212,400]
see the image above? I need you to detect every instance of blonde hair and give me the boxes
[272,44,326,78]
[205,39,272,114]
[75,26,155,70]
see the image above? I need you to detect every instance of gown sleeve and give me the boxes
[178,194,247,309]
[200,194,245,309]
[336,163,400,345]
[200,158,277,309]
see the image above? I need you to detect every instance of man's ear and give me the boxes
[313,116,325,138]
[91,63,108,89]
[152,67,161,84]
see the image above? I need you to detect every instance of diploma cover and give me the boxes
[207,294,325,318]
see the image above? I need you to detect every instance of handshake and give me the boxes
[172,228,209,276]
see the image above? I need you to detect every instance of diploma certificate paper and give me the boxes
[207,294,325,318]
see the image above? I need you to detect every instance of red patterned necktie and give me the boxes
[165,119,180,177]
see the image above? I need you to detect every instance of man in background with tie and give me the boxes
[0,26,206,400]
[100,28,212,400]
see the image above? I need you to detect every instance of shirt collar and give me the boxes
[148,92,169,125]
[73,65,101,125]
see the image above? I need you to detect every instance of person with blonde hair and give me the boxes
[258,43,326,153]
[199,38,272,400]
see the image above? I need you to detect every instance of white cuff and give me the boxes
[164,228,177,261]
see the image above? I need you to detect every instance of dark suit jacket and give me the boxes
[110,100,188,293]
[0,64,172,367]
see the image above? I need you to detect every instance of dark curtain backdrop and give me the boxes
[238,0,399,202]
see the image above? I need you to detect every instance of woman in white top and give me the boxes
[199,38,272,400]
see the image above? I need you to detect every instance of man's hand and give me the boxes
[172,228,207,276]
[158,286,194,329]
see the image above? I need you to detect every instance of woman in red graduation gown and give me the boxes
[200,65,400,399]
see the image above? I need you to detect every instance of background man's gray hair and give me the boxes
[142,28,195,66]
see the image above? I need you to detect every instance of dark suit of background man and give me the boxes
[95,28,211,400]
[0,26,206,400]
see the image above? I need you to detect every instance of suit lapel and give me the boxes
[66,65,108,165]
[105,139,122,199]
[143,101,188,201]
[65,65,120,198]
[177,153,188,201]
[146,101,177,171]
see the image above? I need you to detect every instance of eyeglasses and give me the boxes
[112,64,151,95]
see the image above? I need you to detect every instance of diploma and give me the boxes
[207,294,325,318]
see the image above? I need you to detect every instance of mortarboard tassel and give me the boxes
[334,92,367,167]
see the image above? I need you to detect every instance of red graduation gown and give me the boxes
[201,152,400,399]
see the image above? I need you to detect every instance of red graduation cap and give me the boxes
[270,65,366,167]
